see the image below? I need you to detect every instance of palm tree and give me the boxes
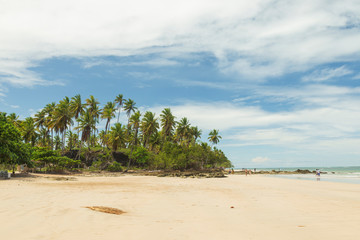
[7,113,20,128]
[123,98,137,124]
[110,123,127,151]
[129,111,141,146]
[114,94,124,123]
[85,95,100,114]
[208,129,222,145]
[7,112,18,122]
[43,102,56,149]
[201,142,212,168]
[101,101,116,134]
[66,131,78,150]
[70,94,84,133]
[54,135,62,150]
[160,108,176,141]
[85,95,101,145]
[176,117,190,144]
[190,126,202,145]
[140,111,159,148]
[34,110,46,129]
[98,130,109,150]
[38,127,50,147]
[149,131,161,152]
[75,108,96,150]
[90,104,101,145]
[70,95,84,147]
[70,94,84,119]
[49,97,73,149]
[21,117,38,147]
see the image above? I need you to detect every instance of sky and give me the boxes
[1,0,360,168]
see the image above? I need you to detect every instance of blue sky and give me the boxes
[1,0,360,168]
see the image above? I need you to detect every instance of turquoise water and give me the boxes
[255,166,360,174]
[246,166,360,184]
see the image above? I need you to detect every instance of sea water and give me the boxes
[254,166,360,184]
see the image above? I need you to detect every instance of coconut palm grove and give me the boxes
[0,94,231,173]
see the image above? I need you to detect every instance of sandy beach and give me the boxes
[1,174,359,240]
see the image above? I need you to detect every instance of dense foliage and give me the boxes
[0,94,232,172]
[0,113,31,172]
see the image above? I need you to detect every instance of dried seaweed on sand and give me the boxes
[85,206,125,215]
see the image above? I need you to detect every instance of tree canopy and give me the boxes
[0,113,31,167]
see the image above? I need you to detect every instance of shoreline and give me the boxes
[268,173,360,185]
[6,167,360,185]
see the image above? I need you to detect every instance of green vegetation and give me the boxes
[0,94,231,173]
[0,113,31,173]
[32,147,81,172]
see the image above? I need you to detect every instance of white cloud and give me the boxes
[127,72,162,80]
[353,73,360,79]
[174,79,233,90]
[0,84,6,97]
[151,101,291,131]
[251,157,270,163]
[253,84,360,110]
[82,58,179,69]
[302,66,353,82]
[149,91,360,154]
[0,59,65,87]
[1,0,360,87]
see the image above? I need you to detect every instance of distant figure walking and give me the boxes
[316,169,320,181]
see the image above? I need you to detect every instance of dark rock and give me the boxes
[295,169,312,174]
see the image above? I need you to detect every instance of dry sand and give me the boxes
[1,174,359,240]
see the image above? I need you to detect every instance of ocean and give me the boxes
[252,166,360,184]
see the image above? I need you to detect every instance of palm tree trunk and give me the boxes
[76,140,83,160]
[51,129,54,150]
[63,128,67,150]
[126,145,134,171]
[134,128,138,146]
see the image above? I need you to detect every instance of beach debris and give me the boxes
[230,206,234,208]
[85,206,125,215]
[297,225,305,228]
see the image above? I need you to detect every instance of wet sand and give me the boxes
[1,174,359,240]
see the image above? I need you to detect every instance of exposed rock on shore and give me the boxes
[140,169,226,178]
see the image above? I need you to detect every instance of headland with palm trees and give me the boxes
[1,94,231,173]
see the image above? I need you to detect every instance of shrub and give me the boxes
[107,161,123,172]
[132,146,149,166]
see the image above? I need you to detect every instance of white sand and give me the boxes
[1,174,359,240]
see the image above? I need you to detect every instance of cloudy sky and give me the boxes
[1,0,360,168]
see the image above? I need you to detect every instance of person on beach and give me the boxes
[316,169,320,181]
